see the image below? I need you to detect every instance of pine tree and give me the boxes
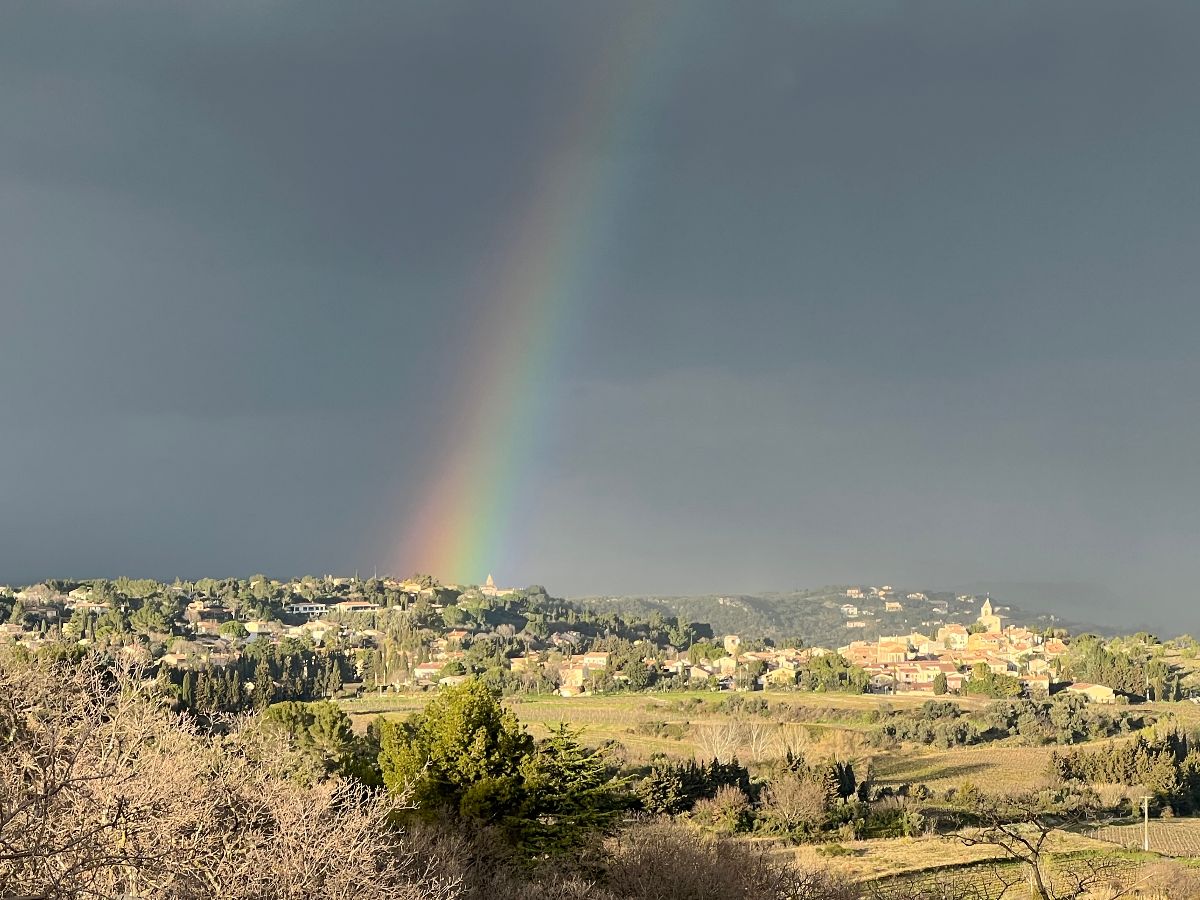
[359,650,376,686]
[306,701,355,767]
[514,723,627,854]
[377,680,533,820]
[637,761,689,815]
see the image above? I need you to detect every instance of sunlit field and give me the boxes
[871,743,1067,793]
[870,852,1166,900]
[343,689,954,761]
[778,830,1130,884]
[343,688,1108,791]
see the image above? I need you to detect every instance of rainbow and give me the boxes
[392,7,677,585]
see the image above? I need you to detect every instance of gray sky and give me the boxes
[2,2,1198,633]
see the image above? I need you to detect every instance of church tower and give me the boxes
[977,596,1003,634]
[481,573,513,598]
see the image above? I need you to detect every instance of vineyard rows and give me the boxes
[1091,820,1200,858]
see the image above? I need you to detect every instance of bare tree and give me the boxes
[953,785,1137,900]
[693,720,746,762]
[742,719,777,763]
[813,727,868,764]
[1050,857,1147,900]
[1,661,164,899]
[770,723,812,761]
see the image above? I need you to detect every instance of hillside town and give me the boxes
[1,575,1186,706]
[839,596,1089,698]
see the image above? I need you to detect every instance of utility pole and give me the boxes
[1141,795,1153,852]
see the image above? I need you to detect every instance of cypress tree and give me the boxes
[253,661,274,708]
[181,671,195,708]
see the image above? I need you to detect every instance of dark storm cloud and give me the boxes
[1,2,609,417]
[2,2,1199,632]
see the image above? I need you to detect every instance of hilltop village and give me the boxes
[840,594,1081,698]
[1,574,1192,707]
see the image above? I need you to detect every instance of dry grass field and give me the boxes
[799,836,1180,900]
[873,855,1165,900]
[776,829,1116,883]
[342,689,954,766]
[341,690,1148,793]
[505,691,916,762]
[1145,699,1200,730]
[871,743,1065,793]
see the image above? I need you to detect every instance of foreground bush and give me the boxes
[0,657,457,900]
[602,821,858,900]
[409,818,858,900]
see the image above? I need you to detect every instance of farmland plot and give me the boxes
[1091,819,1200,858]
[784,830,1116,883]
[873,743,1063,794]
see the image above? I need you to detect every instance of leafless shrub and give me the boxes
[1139,860,1200,899]
[0,653,458,900]
[400,822,615,900]
[690,785,750,833]
[602,819,857,900]
[760,773,830,833]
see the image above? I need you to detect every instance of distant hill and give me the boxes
[572,585,1119,647]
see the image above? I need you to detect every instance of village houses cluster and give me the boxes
[0,576,1119,703]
